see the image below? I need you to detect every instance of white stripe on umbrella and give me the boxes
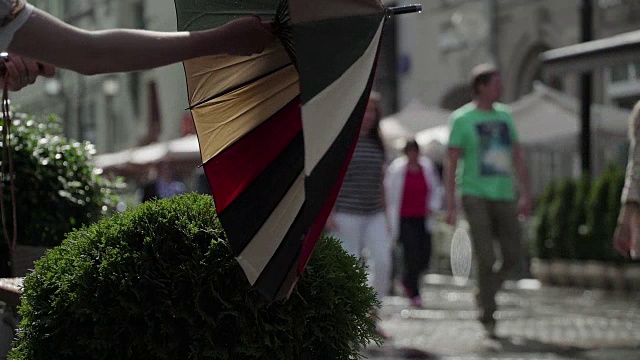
[236,172,305,285]
[301,19,384,176]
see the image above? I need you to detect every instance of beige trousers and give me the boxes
[462,195,522,323]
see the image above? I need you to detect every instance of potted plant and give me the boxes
[0,113,122,277]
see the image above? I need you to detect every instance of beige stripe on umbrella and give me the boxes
[301,20,384,175]
[191,65,300,163]
[290,0,384,24]
[184,42,293,106]
[236,172,305,285]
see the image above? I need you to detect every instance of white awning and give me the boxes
[94,135,201,169]
[510,82,629,146]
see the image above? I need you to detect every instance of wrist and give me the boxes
[203,26,233,55]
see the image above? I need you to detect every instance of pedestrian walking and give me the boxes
[140,163,187,203]
[326,92,392,338]
[444,63,532,338]
[613,100,640,260]
[385,139,442,307]
[0,0,274,91]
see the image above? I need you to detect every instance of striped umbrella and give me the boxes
[174,0,421,301]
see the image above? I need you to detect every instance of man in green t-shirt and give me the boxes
[444,64,532,338]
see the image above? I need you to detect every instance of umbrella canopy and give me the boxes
[174,0,411,300]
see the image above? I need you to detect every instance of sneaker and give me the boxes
[375,324,392,340]
[482,320,498,339]
[401,281,412,298]
[410,295,422,308]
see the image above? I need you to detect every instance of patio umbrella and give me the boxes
[174,0,421,300]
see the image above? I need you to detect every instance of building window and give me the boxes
[438,22,465,52]
[609,63,629,83]
[606,61,640,105]
[133,1,145,29]
[633,61,640,79]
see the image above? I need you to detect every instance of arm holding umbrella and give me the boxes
[0,1,274,89]
[9,9,274,76]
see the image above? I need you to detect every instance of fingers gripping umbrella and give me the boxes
[174,0,421,301]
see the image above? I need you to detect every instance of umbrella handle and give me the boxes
[387,5,422,16]
[0,53,46,77]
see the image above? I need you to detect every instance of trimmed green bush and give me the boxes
[584,168,625,261]
[533,180,556,259]
[1,114,121,248]
[9,193,380,360]
[605,167,626,262]
[569,175,591,260]
[548,179,576,259]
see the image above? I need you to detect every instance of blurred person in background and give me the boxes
[325,92,392,338]
[444,63,531,338]
[141,163,186,202]
[385,139,442,307]
[613,100,640,260]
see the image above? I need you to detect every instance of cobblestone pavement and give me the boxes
[362,276,640,359]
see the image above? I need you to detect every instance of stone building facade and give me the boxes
[9,0,640,157]
[395,0,640,111]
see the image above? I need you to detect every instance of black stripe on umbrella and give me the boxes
[294,14,384,103]
[217,132,304,256]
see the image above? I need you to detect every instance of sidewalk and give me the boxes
[363,275,640,359]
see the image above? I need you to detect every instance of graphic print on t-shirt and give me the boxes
[475,121,513,176]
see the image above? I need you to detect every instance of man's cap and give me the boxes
[469,63,498,84]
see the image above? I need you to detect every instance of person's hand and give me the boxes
[0,55,55,91]
[219,16,276,56]
[613,203,640,259]
[517,193,533,219]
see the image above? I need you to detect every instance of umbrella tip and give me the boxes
[388,4,422,16]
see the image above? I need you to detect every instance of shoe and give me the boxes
[482,319,498,339]
[401,281,412,298]
[410,295,422,308]
[375,325,392,340]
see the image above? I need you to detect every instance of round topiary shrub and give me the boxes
[9,193,380,360]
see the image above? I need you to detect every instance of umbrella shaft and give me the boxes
[388,5,422,15]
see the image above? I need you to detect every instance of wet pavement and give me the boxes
[363,275,640,359]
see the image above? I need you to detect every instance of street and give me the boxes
[363,275,640,360]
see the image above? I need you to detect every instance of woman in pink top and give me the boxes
[385,139,442,307]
